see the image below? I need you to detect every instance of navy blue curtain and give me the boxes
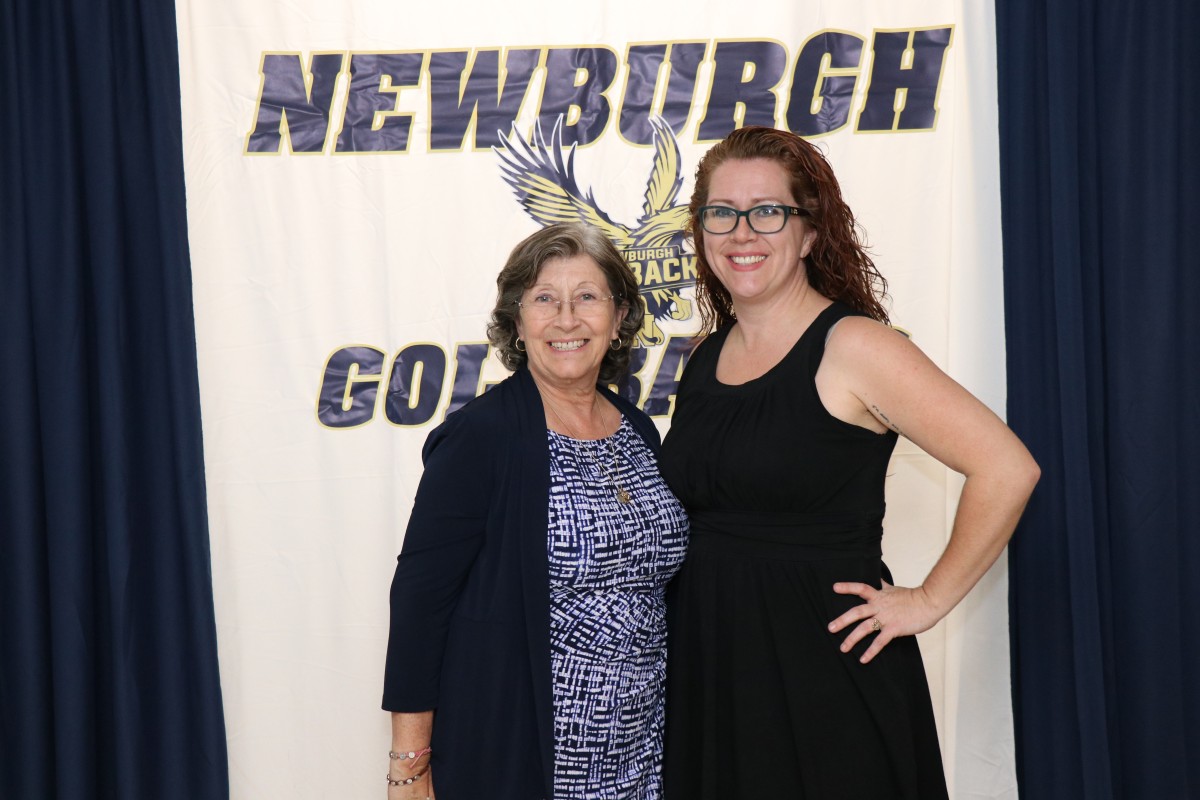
[998,1,1200,797]
[0,1,228,798]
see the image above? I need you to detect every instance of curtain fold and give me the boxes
[0,1,228,798]
[997,1,1200,797]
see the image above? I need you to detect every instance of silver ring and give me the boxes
[870,618,882,632]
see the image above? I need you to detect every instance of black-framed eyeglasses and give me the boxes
[697,204,809,235]
[516,292,619,319]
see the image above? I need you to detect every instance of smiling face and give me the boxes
[515,254,627,393]
[702,157,818,308]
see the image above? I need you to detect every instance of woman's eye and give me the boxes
[533,294,557,305]
[754,206,783,218]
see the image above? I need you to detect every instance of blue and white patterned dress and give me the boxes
[546,416,689,799]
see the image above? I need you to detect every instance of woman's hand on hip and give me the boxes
[827,580,942,664]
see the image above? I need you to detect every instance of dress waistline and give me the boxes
[689,509,883,561]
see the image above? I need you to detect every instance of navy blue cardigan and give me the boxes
[383,368,662,799]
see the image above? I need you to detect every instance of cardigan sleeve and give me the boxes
[382,409,493,711]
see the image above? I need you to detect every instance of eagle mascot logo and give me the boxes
[494,116,695,346]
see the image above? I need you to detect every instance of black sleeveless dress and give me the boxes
[659,302,948,799]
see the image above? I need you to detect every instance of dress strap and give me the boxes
[798,301,863,378]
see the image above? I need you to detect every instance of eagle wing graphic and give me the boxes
[641,116,684,219]
[494,120,633,246]
[634,117,691,249]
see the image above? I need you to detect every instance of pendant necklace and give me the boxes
[543,395,633,505]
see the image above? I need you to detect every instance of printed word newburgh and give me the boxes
[248,28,954,155]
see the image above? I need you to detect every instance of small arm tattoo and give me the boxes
[871,404,903,435]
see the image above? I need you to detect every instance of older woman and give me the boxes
[659,127,1040,798]
[383,222,688,800]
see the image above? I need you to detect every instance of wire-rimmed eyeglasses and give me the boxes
[516,292,619,320]
[697,204,809,235]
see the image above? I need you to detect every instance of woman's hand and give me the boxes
[827,580,943,664]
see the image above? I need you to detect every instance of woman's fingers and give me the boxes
[828,580,907,663]
[834,613,887,659]
[827,581,878,633]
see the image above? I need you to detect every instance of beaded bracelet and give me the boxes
[389,747,432,762]
[385,766,428,787]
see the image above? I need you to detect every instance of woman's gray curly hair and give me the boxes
[487,222,644,384]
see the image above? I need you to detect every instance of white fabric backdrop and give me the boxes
[177,1,1013,796]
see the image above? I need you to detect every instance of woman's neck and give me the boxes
[731,278,823,349]
[535,381,617,439]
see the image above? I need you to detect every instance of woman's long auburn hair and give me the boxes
[688,126,889,333]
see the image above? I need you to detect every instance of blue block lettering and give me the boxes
[246,52,344,154]
[697,41,787,141]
